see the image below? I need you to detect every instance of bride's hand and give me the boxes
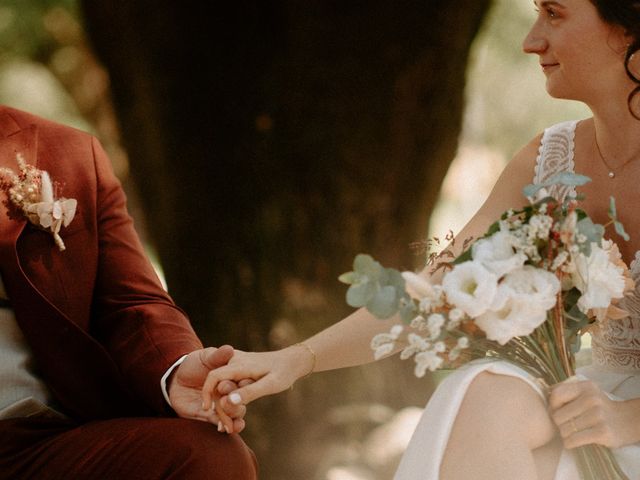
[549,378,640,449]
[202,345,315,421]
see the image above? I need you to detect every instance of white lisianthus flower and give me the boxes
[414,350,443,377]
[472,230,527,278]
[572,241,626,312]
[475,266,560,345]
[475,298,547,345]
[442,262,498,317]
[501,266,560,310]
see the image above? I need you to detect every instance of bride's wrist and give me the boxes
[286,343,317,381]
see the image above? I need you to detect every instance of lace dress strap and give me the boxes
[532,120,578,201]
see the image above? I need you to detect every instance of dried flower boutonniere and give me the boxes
[0,153,77,251]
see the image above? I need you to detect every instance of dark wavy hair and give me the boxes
[590,0,640,116]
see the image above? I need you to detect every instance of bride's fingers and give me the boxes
[227,375,283,406]
[550,392,597,426]
[549,380,591,410]
[202,365,262,410]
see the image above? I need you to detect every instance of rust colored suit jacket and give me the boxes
[0,106,202,421]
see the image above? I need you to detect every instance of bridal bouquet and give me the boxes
[339,173,632,480]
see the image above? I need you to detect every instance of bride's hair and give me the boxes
[590,0,640,116]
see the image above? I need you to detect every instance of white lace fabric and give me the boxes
[535,120,640,373]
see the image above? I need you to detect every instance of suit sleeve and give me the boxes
[89,137,203,414]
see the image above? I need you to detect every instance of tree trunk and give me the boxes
[81,1,491,477]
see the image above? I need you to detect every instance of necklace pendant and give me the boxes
[608,171,615,178]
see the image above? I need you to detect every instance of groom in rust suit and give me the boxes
[0,105,257,479]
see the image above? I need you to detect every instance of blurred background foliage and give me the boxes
[0,1,588,479]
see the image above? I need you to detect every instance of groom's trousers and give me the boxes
[0,413,258,479]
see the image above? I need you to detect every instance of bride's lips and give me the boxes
[541,63,560,72]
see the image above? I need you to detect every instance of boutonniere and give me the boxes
[0,153,77,251]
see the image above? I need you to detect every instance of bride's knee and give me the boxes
[458,372,556,448]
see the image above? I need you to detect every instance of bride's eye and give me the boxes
[533,5,558,19]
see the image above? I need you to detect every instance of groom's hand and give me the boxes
[168,345,248,432]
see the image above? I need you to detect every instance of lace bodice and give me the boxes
[535,121,640,372]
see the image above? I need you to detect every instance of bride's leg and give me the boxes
[439,372,561,480]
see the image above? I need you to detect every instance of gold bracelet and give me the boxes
[293,342,316,379]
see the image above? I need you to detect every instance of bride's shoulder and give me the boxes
[503,132,544,176]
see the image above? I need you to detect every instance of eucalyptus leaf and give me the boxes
[354,254,383,280]
[367,285,399,319]
[399,299,418,324]
[577,217,605,245]
[522,172,591,198]
[346,282,375,308]
[338,272,356,285]
[387,268,406,291]
[608,196,618,219]
[615,221,631,241]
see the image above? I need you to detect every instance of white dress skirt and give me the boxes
[393,359,640,479]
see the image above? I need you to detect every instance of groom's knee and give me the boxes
[163,419,258,479]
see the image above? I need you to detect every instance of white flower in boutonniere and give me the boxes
[0,153,77,251]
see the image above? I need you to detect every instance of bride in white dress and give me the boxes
[202,1,640,478]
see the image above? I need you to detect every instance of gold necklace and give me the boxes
[594,133,639,179]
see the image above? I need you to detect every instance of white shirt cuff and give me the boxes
[161,354,188,408]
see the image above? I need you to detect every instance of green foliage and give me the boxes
[0,0,78,62]
[339,254,411,320]
[522,171,591,199]
[576,217,605,255]
[608,196,630,241]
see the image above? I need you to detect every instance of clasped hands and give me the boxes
[549,377,640,449]
[167,344,310,434]
[167,345,252,434]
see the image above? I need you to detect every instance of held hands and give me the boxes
[168,345,252,433]
[549,377,640,449]
[200,345,316,430]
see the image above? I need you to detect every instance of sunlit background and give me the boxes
[0,1,591,479]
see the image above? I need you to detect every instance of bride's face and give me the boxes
[522,0,629,103]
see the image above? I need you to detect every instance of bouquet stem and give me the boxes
[553,291,574,375]
[574,445,629,480]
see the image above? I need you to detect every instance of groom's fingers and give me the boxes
[200,345,234,370]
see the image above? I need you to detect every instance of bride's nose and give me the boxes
[522,24,547,54]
